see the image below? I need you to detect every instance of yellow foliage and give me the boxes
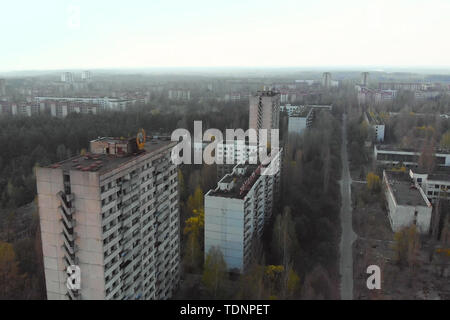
[366,172,381,192]
[440,131,450,149]
[187,186,204,215]
[287,269,300,294]
[184,208,204,235]
[391,166,407,173]
[264,265,284,278]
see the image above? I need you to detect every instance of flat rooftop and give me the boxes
[428,173,450,182]
[46,136,175,174]
[254,90,280,97]
[290,106,312,118]
[376,144,450,155]
[208,164,259,199]
[385,171,428,207]
[366,111,383,125]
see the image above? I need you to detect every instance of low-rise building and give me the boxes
[374,145,450,167]
[383,170,432,234]
[409,168,450,202]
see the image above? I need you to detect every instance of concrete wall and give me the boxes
[70,170,105,299]
[288,116,307,135]
[384,177,432,234]
[204,196,245,271]
[36,167,105,300]
[374,124,385,142]
[36,167,68,300]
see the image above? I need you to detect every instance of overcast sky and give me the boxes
[1,0,449,71]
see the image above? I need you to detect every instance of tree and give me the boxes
[183,187,205,273]
[271,207,299,267]
[56,144,67,161]
[0,241,26,299]
[440,131,450,150]
[366,172,381,193]
[184,229,203,273]
[264,265,285,299]
[284,265,300,299]
[301,264,338,299]
[202,246,228,299]
[186,186,204,215]
[178,169,187,202]
[418,138,436,172]
[237,264,266,299]
[393,225,421,270]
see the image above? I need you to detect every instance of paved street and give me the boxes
[339,113,358,300]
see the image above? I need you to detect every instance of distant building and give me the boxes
[249,90,280,142]
[322,72,332,88]
[295,79,316,86]
[288,108,314,135]
[374,89,397,104]
[383,170,432,234]
[280,104,300,116]
[0,102,43,117]
[223,92,249,102]
[34,97,137,116]
[287,105,333,136]
[216,140,258,179]
[356,85,397,105]
[379,82,430,91]
[168,89,190,101]
[61,72,74,83]
[0,79,5,96]
[81,71,92,81]
[374,145,450,167]
[364,111,385,142]
[415,91,441,100]
[361,72,369,87]
[205,150,282,272]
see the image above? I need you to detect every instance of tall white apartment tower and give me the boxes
[205,149,282,272]
[322,72,332,88]
[0,79,5,96]
[81,71,92,81]
[36,135,180,300]
[61,72,74,83]
[361,72,369,87]
[249,90,281,141]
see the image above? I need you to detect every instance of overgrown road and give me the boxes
[339,113,357,300]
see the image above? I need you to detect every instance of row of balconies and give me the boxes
[102,222,121,240]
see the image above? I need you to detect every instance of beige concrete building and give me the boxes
[36,136,180,300]
[383,170,432,234]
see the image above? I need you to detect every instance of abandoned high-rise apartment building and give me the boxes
[36,132,180,300]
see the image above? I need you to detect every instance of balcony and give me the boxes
[102,223,120,240]
[102,210,119,227]
[66,288,80,300]
[63,251,78,266]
